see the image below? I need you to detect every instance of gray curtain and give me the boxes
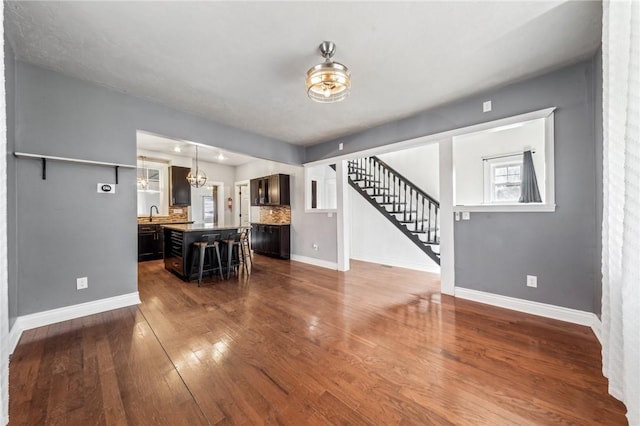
[519,150,542,203]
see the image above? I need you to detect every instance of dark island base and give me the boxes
[164,226,248,281]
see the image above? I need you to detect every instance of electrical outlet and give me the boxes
[77,277,88,290]
[483,100,492,112]
[338,143,344,151]
[312,243,319,250]
[526,275,537,288]
[462,211,470,220]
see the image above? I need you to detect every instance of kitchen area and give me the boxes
[136,131,292,283]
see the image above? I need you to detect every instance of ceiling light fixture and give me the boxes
[137,156,148,189]
[174,146,181,153]
[187,145,207,188]
[217,153,225,161]
[306,41,351,103]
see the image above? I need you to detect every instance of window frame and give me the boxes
[483,158,523,204]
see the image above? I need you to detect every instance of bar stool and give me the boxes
[224,232,249,279]
[190,233,223,286]
[240,228,252,267]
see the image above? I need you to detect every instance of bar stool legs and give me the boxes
[191,235,224,286]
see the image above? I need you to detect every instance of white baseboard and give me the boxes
[290,254,337,270]
[455,287,599,329]
[591,316,603,346]
[350,253,441,274]
[8,292,140,355]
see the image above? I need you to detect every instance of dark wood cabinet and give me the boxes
[138,224,164,262]
[251,223,290,259]
[170,166,191,206]
[250,174,290,206]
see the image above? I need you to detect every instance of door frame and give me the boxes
[234,180,251,226]
[304,135,455,295]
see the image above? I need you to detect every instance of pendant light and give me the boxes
[187,145,207,188]
[306,41,351,103]
[137,156,148,189]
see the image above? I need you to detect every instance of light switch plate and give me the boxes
[462,211,470,220]
[454,212,460,221]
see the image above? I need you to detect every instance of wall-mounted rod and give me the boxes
[14,152,135,182]
[482,150,536,162]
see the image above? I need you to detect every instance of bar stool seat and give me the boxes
[190,234,223,286]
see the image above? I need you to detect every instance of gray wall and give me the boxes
[5,39,17,328]
[12,61,304,316]
[308,58,601,312]
[593,48,603,316]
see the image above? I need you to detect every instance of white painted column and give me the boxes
[439,139,455,295]
[336,160,350,271]
[1,2,10,422]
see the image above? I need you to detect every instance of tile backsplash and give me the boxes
[259,206,291,224]
[137,207,188,224]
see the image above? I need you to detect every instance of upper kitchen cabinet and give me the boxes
[250,174,290,206]
[170,166,191,206]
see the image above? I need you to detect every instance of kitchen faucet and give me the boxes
[149,205,159,222]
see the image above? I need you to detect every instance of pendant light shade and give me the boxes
[306,41,351,103]
[187,145,207,188]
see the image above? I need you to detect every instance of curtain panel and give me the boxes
[518,150,542,203]
[601,1,640,424]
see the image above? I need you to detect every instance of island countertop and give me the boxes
[161,223,250,232]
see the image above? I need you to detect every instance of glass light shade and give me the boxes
[306,61,351,103]
[187,168,208,188]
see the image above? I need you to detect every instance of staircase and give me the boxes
[346,156,440,265]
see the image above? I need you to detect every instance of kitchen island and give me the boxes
[162,223,250,280]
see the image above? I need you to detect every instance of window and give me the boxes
[484,160,522,203]
[202,196,214,223]
[137,160,169,216]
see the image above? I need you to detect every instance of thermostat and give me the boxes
[97,183,116,194]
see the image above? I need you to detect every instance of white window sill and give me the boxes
[453,203,556,213]
[305,208,337,214]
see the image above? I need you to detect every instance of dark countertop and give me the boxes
[162,223,250,232]
[138,221,194,226]
[250,222,291,226]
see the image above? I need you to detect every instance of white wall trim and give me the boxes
[591,315,602,346]
[290,254,338,270]
[350,254,440,274]
[455,287,599,328]
[439,139,455,295]
[303,108,557,168]
[8,292,140,355]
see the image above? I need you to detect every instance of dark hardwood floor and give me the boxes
[10,256,627,425]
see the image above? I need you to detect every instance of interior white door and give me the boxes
[239,184,250,226]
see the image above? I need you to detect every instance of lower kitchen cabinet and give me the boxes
[138,224,164,261]
[251,223,290,259]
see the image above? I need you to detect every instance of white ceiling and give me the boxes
[137,132,255,167]
[5,1,601,146]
